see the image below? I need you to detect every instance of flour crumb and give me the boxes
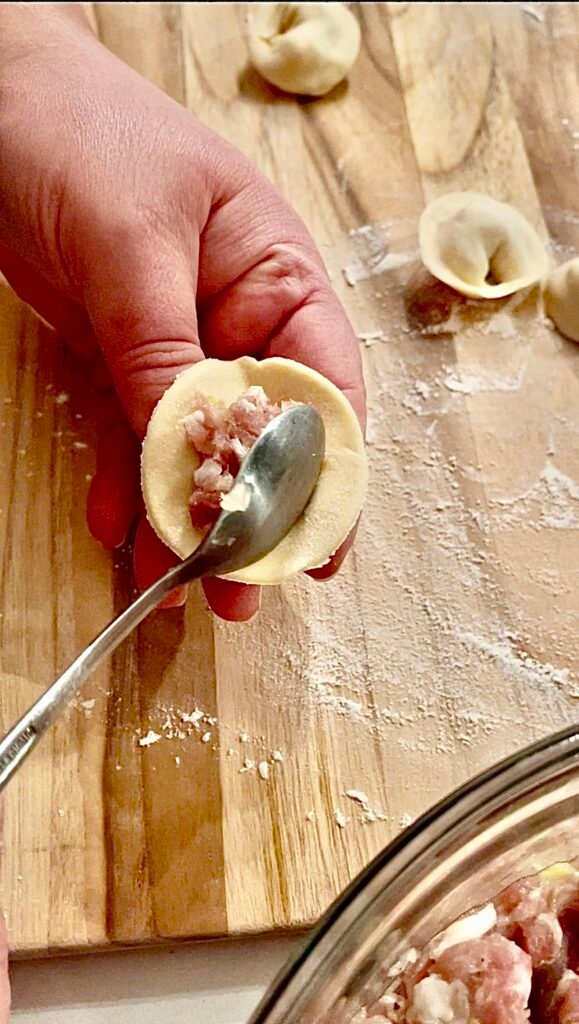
[175,756,181,766]
[139,729,162,747]
[520,2,545,22]
[226,748,237,757]
[55,392,70,405]
[334,809,348,829]
[79,698,96,715]
[306,811,316,822]
[271,750,284,762]
[367,808,388,823]
[345,789,388,823]
[181,709,204,727]
[258,761,270,781]
[201,731,212,744]
[414,381,431,400]
[357,329,385,347]
[444,374,475,395]
[239,758,256,773]
[57,808,65,817]
[399,813,414,830]
[345,789,370,808]
[72,441,88,450]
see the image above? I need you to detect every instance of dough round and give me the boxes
[141,357,367,586]
[543,257,579,342]
[419,192,550,299]
[247,3,361,98]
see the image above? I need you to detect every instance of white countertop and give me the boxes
[10,936,300,1024]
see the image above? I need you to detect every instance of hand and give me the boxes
[0,5,365,620]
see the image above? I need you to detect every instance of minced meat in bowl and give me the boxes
[248,724,579,1024]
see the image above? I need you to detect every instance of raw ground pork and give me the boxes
[348,866,579,1024]
[182,386,283,530]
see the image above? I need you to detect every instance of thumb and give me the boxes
[80,232,261,621]
[81,234,204,436]
[82,232,201,584]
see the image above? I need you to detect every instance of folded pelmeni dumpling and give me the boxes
[419,192,550,299]
[141,357,367,586]
[543,257,579,342]
[247,2,361,98]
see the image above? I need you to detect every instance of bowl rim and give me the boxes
[248,721,579,1024]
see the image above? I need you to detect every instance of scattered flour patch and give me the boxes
[443,366,525,395]
[457,629,576,692]
[342,223,417,285]
[490,463,579,530]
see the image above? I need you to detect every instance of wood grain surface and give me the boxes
[1,1,579,956]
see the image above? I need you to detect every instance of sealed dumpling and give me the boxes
[141,357,367,586]
[247,3,361,98]
[419,192,550,299]
[543,257,579,342]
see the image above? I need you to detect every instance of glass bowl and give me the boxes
[249,723,579,1024]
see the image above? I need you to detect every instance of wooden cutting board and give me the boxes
[1,1,579,956]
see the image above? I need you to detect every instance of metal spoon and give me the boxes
[0,404,325,791]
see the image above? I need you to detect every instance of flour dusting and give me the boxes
[341,221,418,286]
[443,366,526,395]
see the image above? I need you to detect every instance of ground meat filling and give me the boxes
[365,866,579,1024]
[182,386,283,530]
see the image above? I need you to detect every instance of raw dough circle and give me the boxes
[141,356,367,586]
[247,3,361,98]
[543,257,579,342]
[419,192,550,299]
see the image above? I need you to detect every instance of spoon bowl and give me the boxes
[179,402,326,580]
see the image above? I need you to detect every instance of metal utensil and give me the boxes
[0,404,325,791]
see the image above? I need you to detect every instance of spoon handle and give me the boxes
[0,560,189,793]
